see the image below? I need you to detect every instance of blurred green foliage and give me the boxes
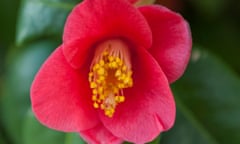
[0,0,20,46]
[162,48,240,144]
[184,0,240,74]
[0,0,20,78]
[0,0,240,144]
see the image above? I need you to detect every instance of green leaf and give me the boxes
[148,136,161,144]
[160,109,216,144]
[0,0,20,46]
[23,110,64,144]
[0,132,7,144]
[16,0,80,45]
[0,40,58,144]
[161,48,240,144]
[186,0,226,16]
[0,0,21,73]
[23,110,86,144]
[124,134,160,144]
[135,0,155,6]
[64,132,86,144]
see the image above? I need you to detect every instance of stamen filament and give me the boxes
[88,39,133,117]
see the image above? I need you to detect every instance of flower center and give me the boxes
[88,39,133,117]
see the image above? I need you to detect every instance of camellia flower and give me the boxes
[31,0,191,143]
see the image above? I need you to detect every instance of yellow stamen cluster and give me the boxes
[88,45,133,117]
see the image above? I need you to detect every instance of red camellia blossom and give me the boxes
[30,0,192,143]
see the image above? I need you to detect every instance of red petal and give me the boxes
[80,123,123,144]
[62,39,93,69]
[139,5,192,83]
[31,47,99,131]
[100,48,176,143]
[63,0,152,68]
[128,0,138,3]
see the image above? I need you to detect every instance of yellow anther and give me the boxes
[99,59,105,66]
[115,96,120,102]
[111,61,117,68]
[118,96,125,102]
[110,108,115,114]
[123,77,130,84]
[117,58,123,66]
[96,79,101,84]
[122,65,127,71]
[97,67,105,75]
[88,72,94,81]
[89,72,93,77]
[113,87,119,94]
[108,63,112,68]
[118,83,124,89]
[108,56,114,62]
[127,71,133,76]
[115,69,121,77]
[93,102,99,108]
[118,61,123,66]
[105,108,114,117]
[115,96,125,103]
[100,104,105,109]
[88,39,133,118]
[105,110,111,117]
[97,99,101,103]
[90,82,97,88]
[93,89,98,95]
[93,63,100,71]
[115,57,121,63]
[118,74,126,81]
[92,95,97,101]
[100,94,105,100]
[128,79,133,87]
[99,76,105,81]
[98,87,104,94]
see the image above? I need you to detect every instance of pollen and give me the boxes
[88,39,133,118]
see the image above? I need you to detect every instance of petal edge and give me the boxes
[31,46,99,131]
[64,0,152,48]
[80,124,123,144]
[139,5,192,83]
